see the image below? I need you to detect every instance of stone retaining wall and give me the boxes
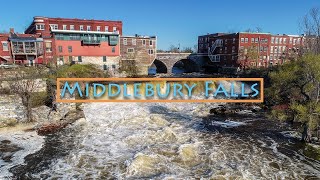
[0,95,25,122]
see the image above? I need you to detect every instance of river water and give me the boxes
[5,102,320,179]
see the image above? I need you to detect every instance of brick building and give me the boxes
[0,33,11,64]
[120,35,156,74]
[0,28,44,65]
[24,16,122,71]
[198,32,304,69]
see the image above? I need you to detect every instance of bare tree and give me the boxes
[238,44,260,69]
[301,7,320,54]
[119,60,139,77]
[244,27,263,33]
[182,47,193,53]
[168,45,180,53]
[8,67,47,122]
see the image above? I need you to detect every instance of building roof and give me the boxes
[33,16,122,23]
[121,35,156,39]
[9,33,42,42]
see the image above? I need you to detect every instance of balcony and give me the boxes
[81,39,101,45]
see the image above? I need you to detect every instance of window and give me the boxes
[271,37,274,44]
[232,56,234,61]
[245,38,248,43]
[255,38,258,43]
[105,26,109,32]
[270,46,274,53]
[49,24,58,30]
[279,38,282,44]
[241,38,244,43]
[1,42,8,51]
[225,39,227,44]
[132,39,136,45]
[149,40,153,46]
[127,48,134,53]
[63,25,67,30]
[36,24,45,30]
[283,38,287,44]
[97,26,101,31]
[232,38,236,44]
[70,25,75,30]
[289,37,293,44]
[78,56,82,62]
[69,56,73,62]
[251,38,255,43]
[113,27,117,32]
[293,39,297,45]
[45,42,52,52]
[123,38,127,45]
[224,47,227,53]
[80,25,84,31]
[232,46,235,53]
[148,49,154,55]
[275,37,279,44]
[58,46,63,53]
[142,39,146,45]
[58,56,64,64]
[87,26,91,31]
[103,64,108,70]
[112,64,116,69]
[103,56,107,62]
[68,46,72,53]
[112,47,115,53]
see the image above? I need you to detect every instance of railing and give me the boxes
[82,39,101,45]
[208,39,223,62]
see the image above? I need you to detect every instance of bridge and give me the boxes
[151,53,202,74]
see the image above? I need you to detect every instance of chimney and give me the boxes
[10,28,14,33]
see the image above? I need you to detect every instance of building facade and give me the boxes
[198,32,304,68]
[119,35,157,75]
[24,16,123,71]
[0,28,44,65]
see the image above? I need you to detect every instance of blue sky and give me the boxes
[0,0,319,50]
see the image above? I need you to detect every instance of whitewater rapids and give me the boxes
[23,102,320,179]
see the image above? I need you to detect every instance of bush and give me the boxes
[30,91,48,108]
[52,64,108,78]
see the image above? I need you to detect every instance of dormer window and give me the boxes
[36,24,45,30]
[49,24,58,30]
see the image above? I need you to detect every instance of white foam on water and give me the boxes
[27,102,320,179]
[210,120,246,128]
[0,130,44,179]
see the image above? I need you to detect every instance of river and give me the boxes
[3,102,320,179]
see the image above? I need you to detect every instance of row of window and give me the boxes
[58,55,116,64]
[127,48,155,55]
[57,45,116,53]
[123,38,153,46]
[240,37,268,43]
[271,37,301,45]
[36,24,118,32]
[212,55,239,62]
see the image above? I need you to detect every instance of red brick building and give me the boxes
[0,33,11,64]
[0,28,44,65]
[24,16,122,70]
[198,32,304,69]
